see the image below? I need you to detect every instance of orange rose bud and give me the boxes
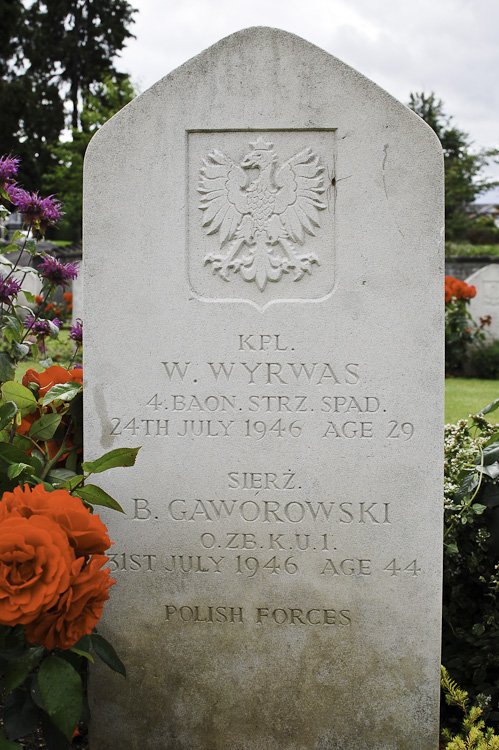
[0,484,111,558]
[23,364,83,397]
[25,555,114,650]
[0,515,74,625]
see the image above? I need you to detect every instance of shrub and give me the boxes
[445,276,485,375]
[470,341,499,380]
[443,402,499,730]
[466,216,499,246]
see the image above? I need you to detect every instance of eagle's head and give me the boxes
[241,137,277,170]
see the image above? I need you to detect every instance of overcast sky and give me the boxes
[117,0,499,200]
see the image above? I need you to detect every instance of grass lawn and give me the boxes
[445,378,499,424]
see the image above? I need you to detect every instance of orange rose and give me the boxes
[22,365,83,397]
[63,292,73,303]
[25,554,114,650]
[0,485,111,558]
[0,514,74,625]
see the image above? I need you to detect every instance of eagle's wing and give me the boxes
[198,150,248,246]
[273,148,327,244]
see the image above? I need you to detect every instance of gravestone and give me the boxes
[84,27,444,750]
[466,264,499,340]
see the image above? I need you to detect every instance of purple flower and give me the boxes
[69,318,83,344]
[0,155,20,189]
[0,276,22,304]
[11,189,63,237]
[38,256,78,288]
[24,317,60,336]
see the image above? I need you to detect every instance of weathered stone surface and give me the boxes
[466,264,499,339]
[84,27,444,750]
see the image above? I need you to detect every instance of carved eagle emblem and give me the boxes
[198,137,327,291]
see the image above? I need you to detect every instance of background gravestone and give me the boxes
[466,264,499,340]
[84,27,444,750]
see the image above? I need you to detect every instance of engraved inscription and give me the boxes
[199,138,326,291]
[163,604,352,625]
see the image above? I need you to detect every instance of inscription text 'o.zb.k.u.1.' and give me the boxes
[198,137,327,291]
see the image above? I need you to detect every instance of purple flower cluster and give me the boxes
[12,190,63,236]
[69,318,83,344]
[38,256,79,288]
[0,155,20,190]
[24,317,61,336]
[0,275,22,305]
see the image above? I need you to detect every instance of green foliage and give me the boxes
[0,625,125,746]
[467,217,499,247]
[443,403,499,729]
[408,92,498,242]
[43,72,137,240]
[446,243,499,258]
[0,190,136,747]
[445,299,485,375]
[1,0,136,192]
[441,666,499,748]
[470,341,499,380]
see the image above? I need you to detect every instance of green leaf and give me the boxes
[82,446,140,474]
[22,291,35,303]
[0,730,23,749]
[25,240,37,256]
[0,401,18,430]
[0,444,37,472]
[73,484,125,512]
[38,655,82,741]
[48,320,60,339]
[11,342,30,360]
[70,647,94,663]
[11,231,24,241]
[3,688,39,741]
[58,474,84,492]
[0,353,15,383]
[29,412,62,441]
[476,463,499,479]
[2,243,21,254]
[455,472,479,501]
[47,468,78,485]
[6,463,34,480]
[480,442,499,465]
[90,633,126,677]
[1,382,38,415]
[39,712,71,750]
[3,646,45,694]
[480,397,499,416]
[42,382,82,405]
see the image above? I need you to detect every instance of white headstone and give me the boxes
[466,264,499,339]
[84,27,444,750]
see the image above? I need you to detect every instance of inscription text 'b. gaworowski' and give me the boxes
[198,137,327,291]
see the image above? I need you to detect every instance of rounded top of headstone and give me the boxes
[88,25,441,157]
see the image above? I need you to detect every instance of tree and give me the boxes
[25,0,137,130]
[43,72,137,239]
[408,92,498,242]
[0,0,65,189]
[0,0,136,190]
